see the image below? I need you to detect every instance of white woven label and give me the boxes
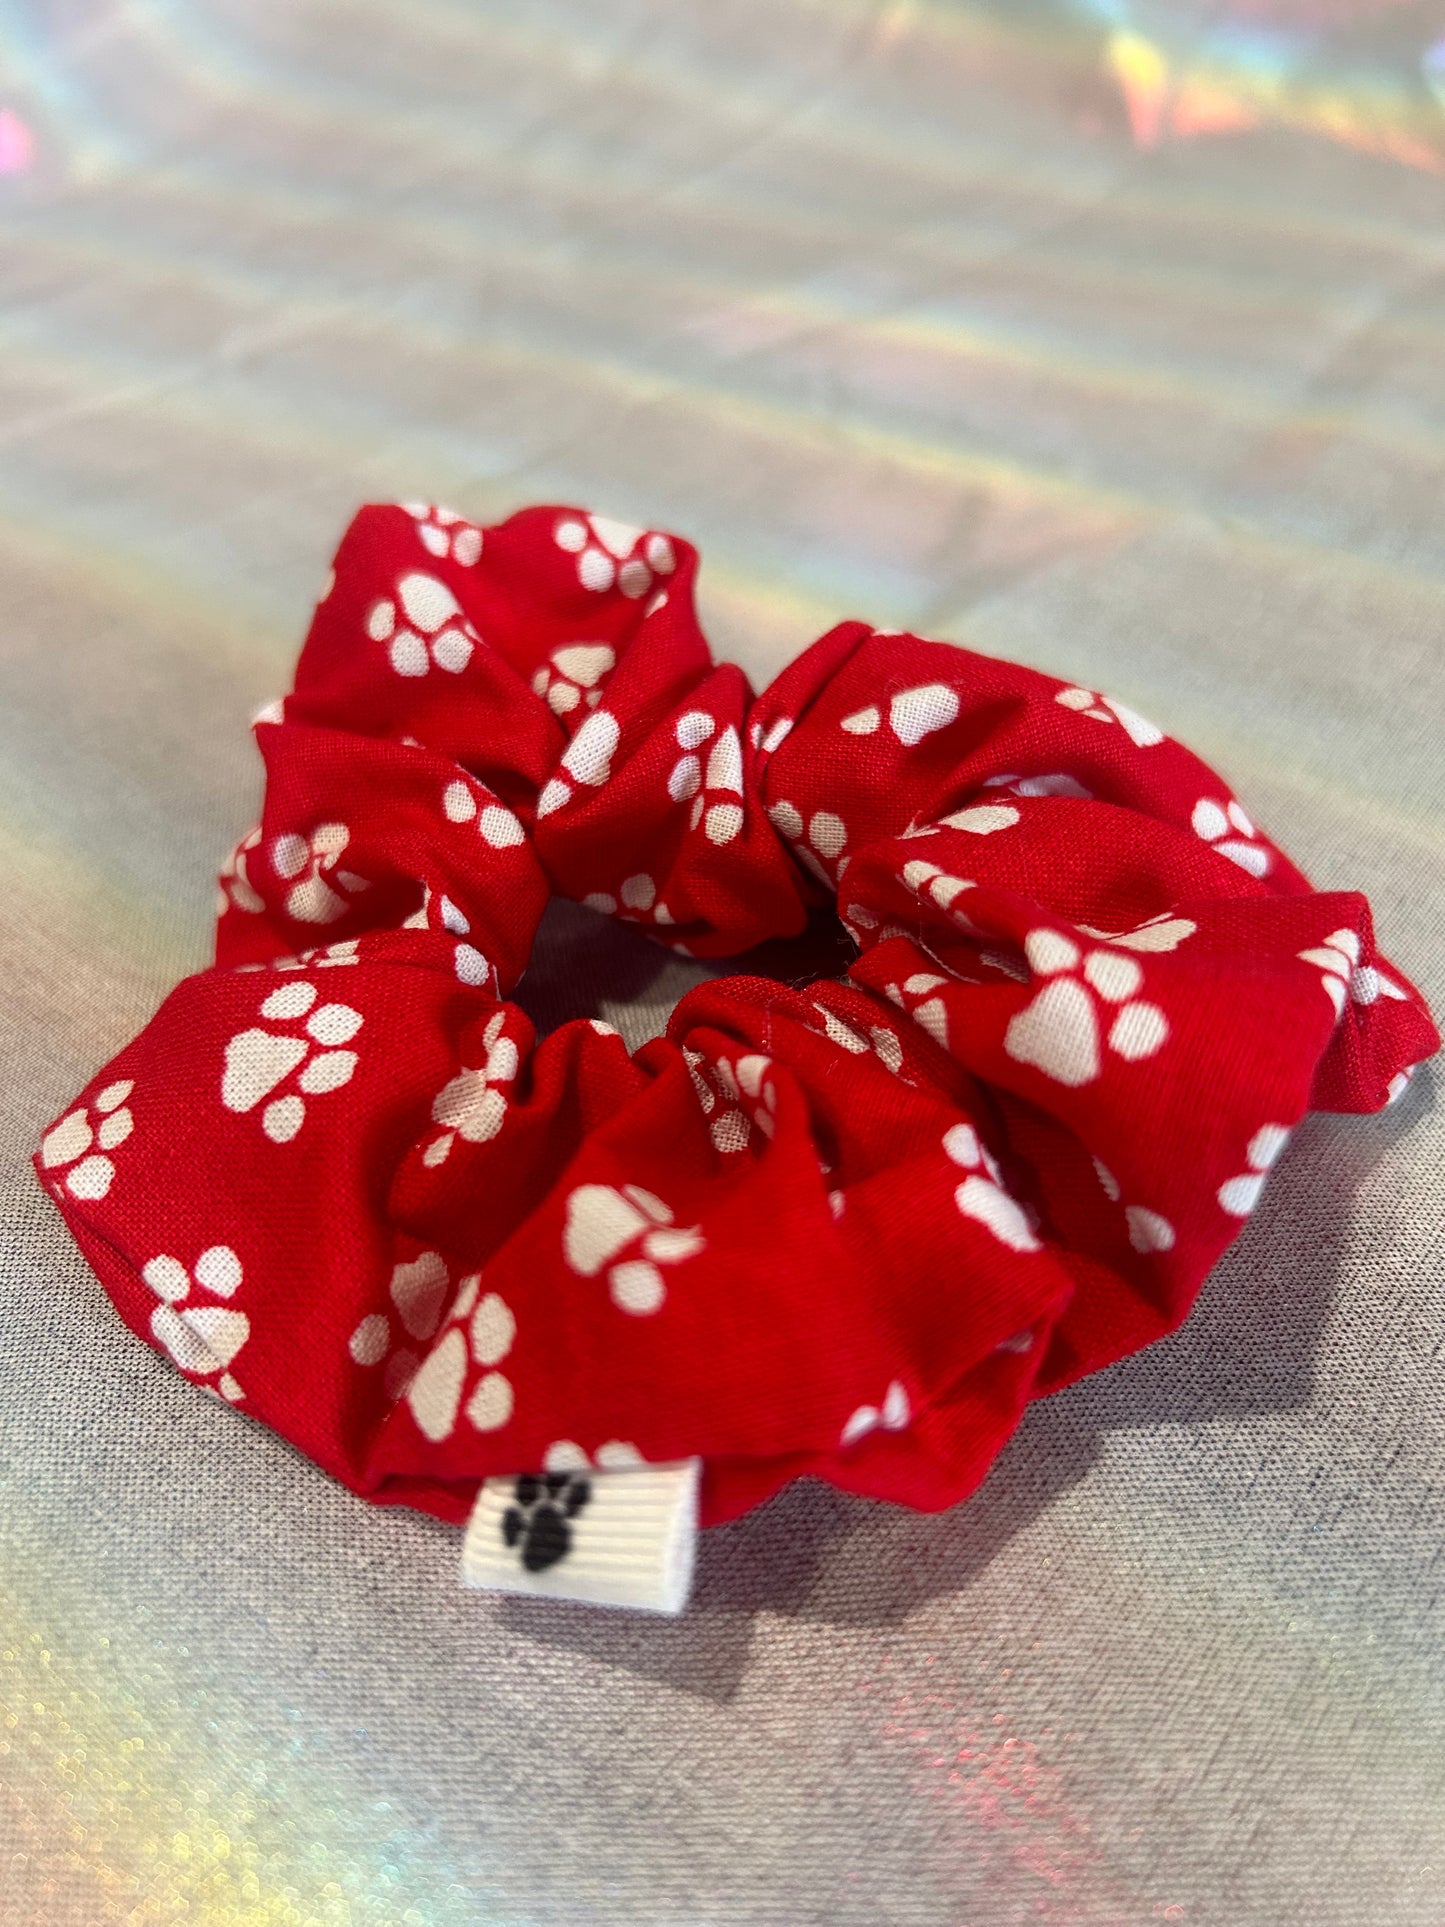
[460,1458,701,1615]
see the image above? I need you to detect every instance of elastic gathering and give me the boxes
[36,502,1438,1536]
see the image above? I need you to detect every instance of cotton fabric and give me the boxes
[35,502,1438,1531]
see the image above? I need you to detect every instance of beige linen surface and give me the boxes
[1,2,1443,1922]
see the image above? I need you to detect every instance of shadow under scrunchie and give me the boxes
[501,1066,1431,1701]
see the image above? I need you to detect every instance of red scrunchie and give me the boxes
[36,503,1438,1528]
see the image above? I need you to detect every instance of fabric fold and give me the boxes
[36,499,1438,1535]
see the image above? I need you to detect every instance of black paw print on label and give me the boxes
[502,1472,591,1573]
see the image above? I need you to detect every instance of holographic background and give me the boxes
[2,1,1444,1920]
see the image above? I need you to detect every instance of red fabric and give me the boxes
[36,503,1438,1529]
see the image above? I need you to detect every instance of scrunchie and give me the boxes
[37,502,1438,1543]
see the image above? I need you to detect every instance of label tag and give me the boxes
[460,1458,701,1615]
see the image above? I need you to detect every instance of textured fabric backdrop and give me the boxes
[2,2,1444,1922]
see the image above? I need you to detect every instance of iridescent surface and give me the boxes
[2,2,1444,1920]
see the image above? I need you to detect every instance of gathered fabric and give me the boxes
[35,502,1438,1528]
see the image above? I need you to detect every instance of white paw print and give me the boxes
[441,776,527,849]
[683,1047,723,1122]
[399,501,483,566]
[889,807,1020,921]
[1217,1123,1290,1217]
[1350,962,1410,1008]
[1076,912,1197,953]
[543,1438,645,1473]
[271,822,370,926]
[142,1244,248,1402]
[562,1183,705,1314]
[840,681,960,747]
[236,938,360,974]
[1092,1160,1176,1253]
[234,943,361,981]
[1005,929,1168,1087]
[669,711,745,846]
[943,1122,1041,1252]
[218,826,264,915]
[402,885,497,988]
[685,1051,780,1153]
[535,707,621,817]
[903,803,1021,841]
[982,770,1093,800]
[582,871,675,928]
[733,1056,779,1140]
[1054,684,1164,747]
[400,883,498,988]
[811,1002,905,1075]
[766,799,846,883]
[532,643,615,717]
[1192,797,1270,877]
[404,1270,519,1443]
[39,1079,135,1201]
[900,856,979,925]
[839,898,881,943]
[423,1013,521,1166]
[1388,1064,1422,1106]
[1298,926,1409,1018]
[883,973,951,1049]
[553,513,675,597]
[840,1379,910,1447]
[995,1327,1037,1356]
[1298,928,1357,1017]
[349,1250,465,1404]
[222,980,363,1143]
[367,572,480,677]
[453,940,495,988]
[747,713,794,756]
[838,902,912,951]
[1128,1206,1175,1253]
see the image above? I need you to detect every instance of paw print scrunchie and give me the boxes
[37,503,1438,1606]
